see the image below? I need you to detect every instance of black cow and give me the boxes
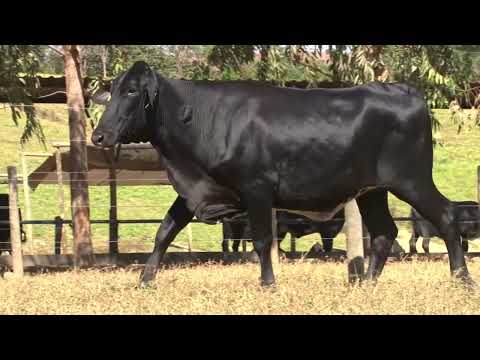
[92,61,474,288]
[222,209,345,254]
[0,194,26,255]
[410,201,480,255]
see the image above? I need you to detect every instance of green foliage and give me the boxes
[208,45,255,73]
[324,45,479,135]
[452,45,480,77]
[0,45,45,145]
[449,101,480,134]
[3,44,479,144]
[37,46,64,74]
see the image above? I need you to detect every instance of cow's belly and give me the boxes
[276,186,375,221]
[275,208,344,222]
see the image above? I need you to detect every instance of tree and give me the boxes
[63,45,94,267]
[0,45,45,145]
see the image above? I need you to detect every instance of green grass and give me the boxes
[1,105,480,255]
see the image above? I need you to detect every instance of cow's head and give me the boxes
[91,61,159,148]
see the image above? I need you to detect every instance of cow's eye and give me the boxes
[127,89,137,96]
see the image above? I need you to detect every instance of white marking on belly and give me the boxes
[275,208,344,222]
[276,187,376,222]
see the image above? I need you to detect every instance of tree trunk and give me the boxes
[175,45,184,79]
[257,45,270,81]
[364,45,385,80]
[63,45,94,267]
[101,45,108,79]
[77,46,87,78]
[344,200,364,283]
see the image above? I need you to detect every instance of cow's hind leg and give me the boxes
[139,196,193,286]
[232,240,240,252]
[246,194,275,286]
[357,189,398,281]
[422,236,431,255]
[462,238,469,253]
[409,231,418,254]
[320,231,335,253]
[392,183,474,287]
[222,239,230,253]
[222,238,231,262]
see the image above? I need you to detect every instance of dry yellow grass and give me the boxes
[1,259,480,315]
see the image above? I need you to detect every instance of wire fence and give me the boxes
[1,169,480,255]
[2,103,480,257]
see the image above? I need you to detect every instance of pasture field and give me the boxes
[1,259,480,314]
[1,105,480,254]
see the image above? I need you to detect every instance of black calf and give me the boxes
[0,194,27,255]
[409,201,479,254]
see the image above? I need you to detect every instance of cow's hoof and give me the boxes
[249,251,260,263]
[310,242,323,254]
[136,281,156,290]
[139,267,156,284]
[459,276,477,291]
[259,277,276,288]
[348,273,364,285]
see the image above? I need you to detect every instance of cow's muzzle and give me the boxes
[91,129,117,148]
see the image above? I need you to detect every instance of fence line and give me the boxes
[2,218,480,226]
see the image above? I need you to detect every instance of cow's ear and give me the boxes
[145,69,158,107]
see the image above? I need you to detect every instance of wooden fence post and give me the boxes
[477,165,480,205]
[108,158,118,254]
[7,166,24,277]
[54,216,63,255]
[55,148,68,254]
[345,200,364,283]
[20,153,33,243]
[186,223,193,253]
[477,166,480,238]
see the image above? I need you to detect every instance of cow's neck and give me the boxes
[151,77,196,158]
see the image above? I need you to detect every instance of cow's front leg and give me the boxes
[246,194,275,287]
[139,196,193,286]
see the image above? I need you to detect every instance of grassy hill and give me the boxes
[1,105,480,255]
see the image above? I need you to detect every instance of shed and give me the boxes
[28,143,171,190]
[23,143,191,254]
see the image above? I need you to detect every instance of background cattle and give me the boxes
[410,201,480,254]
[223,209,406,255]
[222,210,345,255]
[0,194,26,255]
